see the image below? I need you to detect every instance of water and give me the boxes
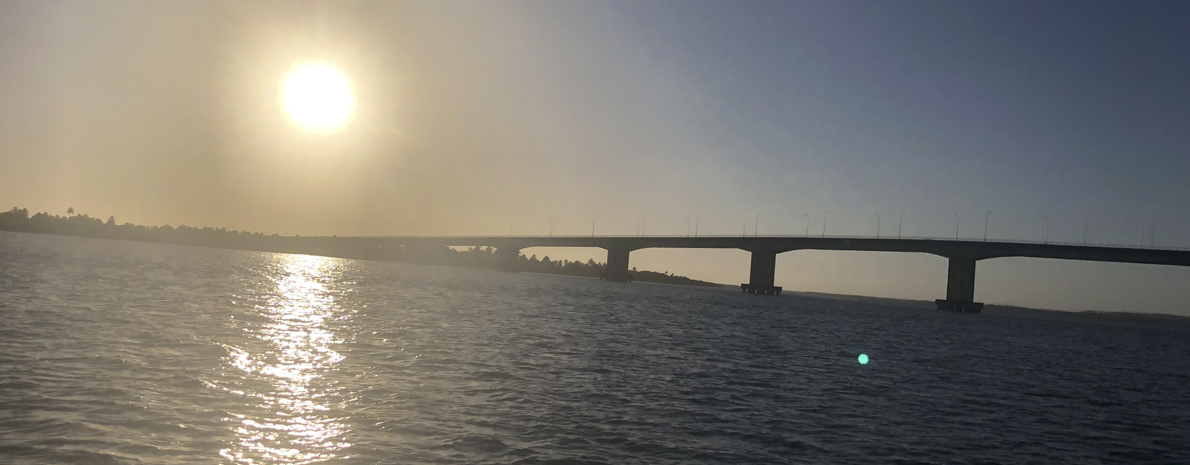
[1,231,1189,464]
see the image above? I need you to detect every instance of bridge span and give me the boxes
[290,235,1190,313]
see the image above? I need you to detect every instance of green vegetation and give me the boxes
[0,207,723,288]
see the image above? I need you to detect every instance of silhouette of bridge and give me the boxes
[292,235,1190,313]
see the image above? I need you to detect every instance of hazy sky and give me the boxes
[3,0,1190,314]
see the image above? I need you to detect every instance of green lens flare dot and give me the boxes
[858,354,869,365]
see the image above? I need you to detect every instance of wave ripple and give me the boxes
[2,232,1190,464]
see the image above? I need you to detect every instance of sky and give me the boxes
[2,0,1189,314]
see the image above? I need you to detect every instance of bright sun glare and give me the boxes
[281,62,354,132]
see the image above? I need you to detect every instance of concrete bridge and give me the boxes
[293,235,1190,313]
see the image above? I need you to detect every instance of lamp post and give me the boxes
[695,214,700,237]
[591,216,597,237]
[549,217,554,237]
[804,214,810,237]
[984,211,990,241]
[954,214,959,241]
[740,215,746,237]
[636,217,641,237]
[1150,219,1156,248]
[823,211,831,237]
[755,212,761,237]
[875,214,880,238]
[898,211,905,239]
[1043,216,1049,244]
[1081,214,1088,245]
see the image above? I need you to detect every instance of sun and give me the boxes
[280,62,354,132]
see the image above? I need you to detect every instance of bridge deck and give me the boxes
[278,235,1190,313]
[287,235,1190,267]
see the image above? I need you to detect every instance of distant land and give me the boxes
[785,290,1190,327]
[0,207,723,288]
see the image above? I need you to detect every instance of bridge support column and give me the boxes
[741,250,782,296]
[496,247,521,272]
[601,248,633,282]
[936,257,983,313]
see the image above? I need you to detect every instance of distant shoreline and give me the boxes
[783,290,1190,327]
[0,207,723,288]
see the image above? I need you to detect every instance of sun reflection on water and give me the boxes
[218,255,353,464]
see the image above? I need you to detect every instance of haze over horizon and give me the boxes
[3,0,1190,314]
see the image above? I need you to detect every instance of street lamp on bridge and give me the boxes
[1081,214,1089,245]
[984,211,991,241]
[823,211,831,237]
[1151,218,1156,248]
[898,211,905,239]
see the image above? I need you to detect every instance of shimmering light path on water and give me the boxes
[1,231,1189,464]
[218,255,351,463]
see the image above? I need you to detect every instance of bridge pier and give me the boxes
[741,250,782,296]
[935,257,984,313]
[495,247,521,272]
[601,248,633,282]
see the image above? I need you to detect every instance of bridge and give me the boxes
[287,235,1190,313]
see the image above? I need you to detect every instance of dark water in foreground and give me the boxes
[1,232,1189,464]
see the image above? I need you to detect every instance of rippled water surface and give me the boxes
[2,232,1189,464]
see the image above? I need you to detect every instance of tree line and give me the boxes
[0,207,723,287]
